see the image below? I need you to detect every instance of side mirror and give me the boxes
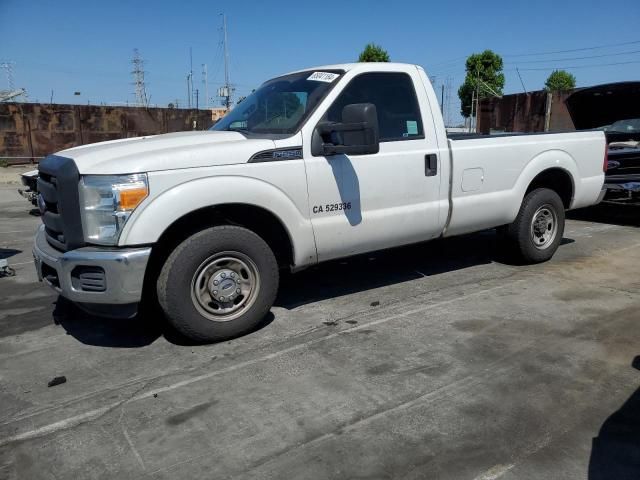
[313,103,380,156]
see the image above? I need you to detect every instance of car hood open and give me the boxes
[566,81,640,130]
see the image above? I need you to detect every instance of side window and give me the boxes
[324,72,424,142]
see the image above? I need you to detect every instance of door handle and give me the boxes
[425,154,438,176]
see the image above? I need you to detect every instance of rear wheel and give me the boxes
[157,226,279,343]
[504,188,565,264]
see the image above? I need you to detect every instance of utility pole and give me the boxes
[218,13,233,110]
[469,89,475,133]
[516,67,527,94]
[131,49,149,107]
[187,73,191,108]
[202,63,209,109]
[195,89,199,110]
[189,47,194,108]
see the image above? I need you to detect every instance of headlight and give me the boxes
[79,174,149,245]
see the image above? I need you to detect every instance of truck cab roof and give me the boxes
[285,62,424,76]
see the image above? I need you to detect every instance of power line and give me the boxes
[502,39,640,57]
[429,40,640,76]
[513,59,640,71]
[506,48,640,64]
[428,56,468,69]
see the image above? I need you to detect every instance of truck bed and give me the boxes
[444,130,606,237]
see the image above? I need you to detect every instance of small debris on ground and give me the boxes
[153,393,158,398]
[370,301,380,307]
[346,320,358,325]
[47,376,67,387]
[0,259,16,278]
[323,320,338,326]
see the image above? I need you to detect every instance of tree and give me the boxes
[457,50,505,118]
[545,70,576,92]
[358,43,390,62]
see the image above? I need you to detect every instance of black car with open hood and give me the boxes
[566,81,640,203]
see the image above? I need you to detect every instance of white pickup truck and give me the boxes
[33,63,606,342]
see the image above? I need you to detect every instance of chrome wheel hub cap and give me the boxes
[530,205,557,250]
[191,252,259,322]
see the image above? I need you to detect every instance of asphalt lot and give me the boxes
[0,177,639,480]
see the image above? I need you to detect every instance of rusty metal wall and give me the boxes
[0,103,214,163]
[478,90,575,133]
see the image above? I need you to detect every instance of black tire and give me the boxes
[157,226,279,343]
[504,188,565,264]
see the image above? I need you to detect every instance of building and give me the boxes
[211,107,228,123]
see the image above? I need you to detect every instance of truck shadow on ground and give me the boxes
[0,248,22,260]
[569,203,640,228]
[55,228,573,347]
[276,230,498,309]
[52,298,163,348]
[588,355,640,480]
[54,297,276,348]
[276,229,574,308]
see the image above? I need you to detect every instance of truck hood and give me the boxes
[58,130,276,174]
[566,82,640,130]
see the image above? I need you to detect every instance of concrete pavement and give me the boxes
[0,182,639,479]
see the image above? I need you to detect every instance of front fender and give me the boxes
[118,174,317,267]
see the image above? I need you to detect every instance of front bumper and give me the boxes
[32,225,151,305]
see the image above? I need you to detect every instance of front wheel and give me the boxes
[157,226,279,343]
[504,188,565,264]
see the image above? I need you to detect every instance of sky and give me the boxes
[1,0,639,125]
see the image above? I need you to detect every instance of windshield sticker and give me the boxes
[307,71,339,83]
[406,120,418,135]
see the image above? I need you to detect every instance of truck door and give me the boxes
[304,70,443,262]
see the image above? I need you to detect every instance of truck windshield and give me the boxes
[211,70,343,135]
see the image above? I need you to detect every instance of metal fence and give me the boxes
[0,102,214,164]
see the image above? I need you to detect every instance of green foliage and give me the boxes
[0,159,8,168]
[457,50,505,118]
[544,70,576,92]
[358,43,390,62]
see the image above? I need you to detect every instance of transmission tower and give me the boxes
[131,49,149,107]
[444,76,453,127]
[0,61,15,91]
[0,61,27,102]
